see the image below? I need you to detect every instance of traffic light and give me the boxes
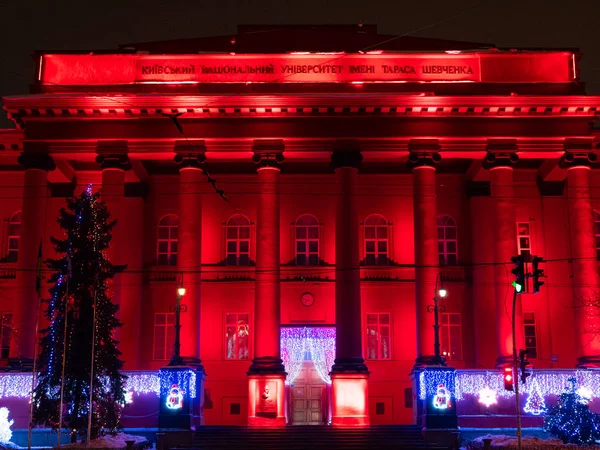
[511,255,525,293]
[532,256,545,294]
[503,366,514,391]
[519,349,531,384]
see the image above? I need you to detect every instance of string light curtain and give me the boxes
[280,327,335,385]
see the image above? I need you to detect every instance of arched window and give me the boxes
[6,212,21,263]
[364,214,389,266]
[295,215,319,266]
[595,211,600,261]
[157,215,179,266]
[437,215,458,266]
[226,214,251,266]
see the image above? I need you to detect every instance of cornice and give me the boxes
[4,94,600,122]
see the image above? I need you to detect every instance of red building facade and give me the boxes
[1,25,600,427]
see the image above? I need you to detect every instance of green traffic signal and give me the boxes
[512,281,523,293]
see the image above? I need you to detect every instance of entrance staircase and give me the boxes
[174,425,451,449]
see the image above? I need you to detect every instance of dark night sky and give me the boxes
[1,0,600,128]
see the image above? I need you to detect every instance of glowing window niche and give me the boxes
[524,312,538,359]
[157,214,179,266]
[437,215,458,266]
[6,212,20,263]
[153,313,175,360]
[517,222,532,257]
[0,314,11,360]
[441,313,462,361]
[366,313,391,360]
[295,214,320,266]
[225,313,249,360]
[363,214,389,266]
[594,210,600,261]
[225,214,251,266]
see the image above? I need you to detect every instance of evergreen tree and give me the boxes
[33,187,126,440]
[544,377,600,445]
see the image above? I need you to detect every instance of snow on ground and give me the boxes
[58,433,148,449]
[467,434,600,448]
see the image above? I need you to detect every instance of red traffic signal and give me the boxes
[504,366,514,391]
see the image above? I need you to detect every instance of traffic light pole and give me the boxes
[512,288,523,450]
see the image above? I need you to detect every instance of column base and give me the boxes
[4,358,33,372]
[331,372,370,427]
[577,355,600,368]
[247,356,286,375]
[331,357,369,374]
[247,373,286,427]
[413,355,447,370]
[495,355,513,368]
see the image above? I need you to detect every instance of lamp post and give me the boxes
[427,272,447,366]
[169,284,187,366]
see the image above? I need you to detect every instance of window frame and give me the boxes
[362,214,391,266]
[437,215,458,266]
[365,312,392,361]
[524,311,538,359]
[594,211,600,261]
[224,312,250,360]
[156,214,179,266]
[225,214,252,266]
[440,312,463,361]
[6,211,21,263]
[0,313,12,360]
[294,214,320,266]
[153,312,175,361]
[516,222,532,257]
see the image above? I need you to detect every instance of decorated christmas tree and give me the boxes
[523,377,546,415]
[32,187,126,441]
[544,377,600,445]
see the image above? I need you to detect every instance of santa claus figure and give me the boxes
[166,384,184,409]
[433,383,451,409]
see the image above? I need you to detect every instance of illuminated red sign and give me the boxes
[39,52,575,86]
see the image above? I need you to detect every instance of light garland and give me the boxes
[453,370,600,400]
[0,371,161,399]
[577,386,593,404]
[158,369,197,399]
[419,369,456,401]
[478,387,498,408]
[281,327,335,385]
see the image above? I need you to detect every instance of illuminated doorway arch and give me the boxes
[281,327,335,425]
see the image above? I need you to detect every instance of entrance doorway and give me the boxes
[291,361,326,424]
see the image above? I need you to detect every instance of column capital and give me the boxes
[483,139,518,170]
[18,152,55,171]
[174,140,207,169]
[407,152,441,169]
[482,152,519,170]
[407,139,441,169]
[559,152,597,169]
[252,139,284,168]
[96,140,131,170]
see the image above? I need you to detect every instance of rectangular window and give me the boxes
[517,222,532,256]
[524,312,538,359]
[441,313,462,361]
[225,313,249,360]
[0,313,11,359]
[365,313,391,360]
[153,313,175,360]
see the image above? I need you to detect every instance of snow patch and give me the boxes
[58,433,148,449]
[468,434,600,449]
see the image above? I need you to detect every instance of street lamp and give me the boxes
[427,272,447,366]
[169,278,188,367]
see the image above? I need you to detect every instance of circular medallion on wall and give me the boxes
[300,292,314,308]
